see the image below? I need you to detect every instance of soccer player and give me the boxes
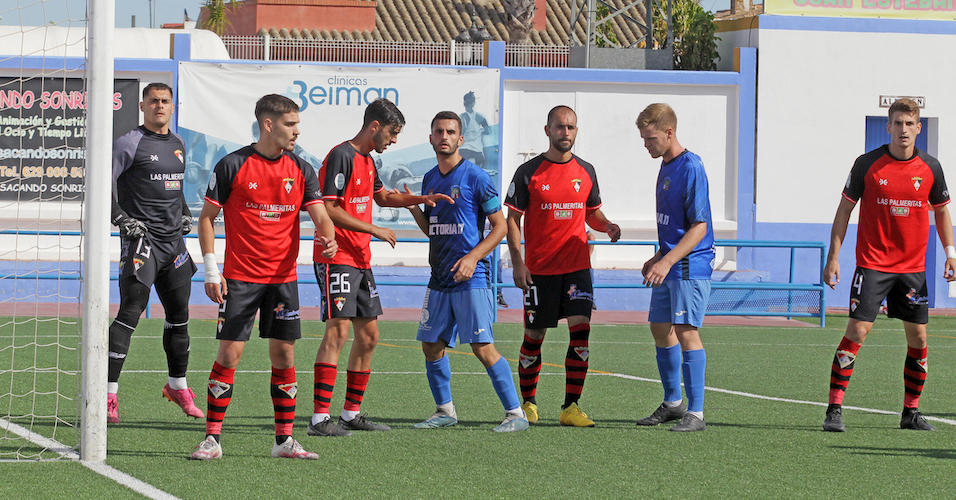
[308,99,453,437]
[505,105,621,427]
[405,111,528,432]
[821,98,955,432]
[635,103,715,432]
[189,94,338,460]
[107,82,203,424]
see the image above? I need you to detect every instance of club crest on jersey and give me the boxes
[133,258,145,270]
[912,176,922,191]
[662,177,671,191]
[334,297,346,311]
[450,186,460,199]
[276,382,298,398]
[282,177,294,193]
[174,149,184,163]
[571,178,582,192]
[519,353,538,368]
[836,349,856,369]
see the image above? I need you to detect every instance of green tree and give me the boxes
[594,4,620,48]
[653,0,720,70]
[200,0,237,36]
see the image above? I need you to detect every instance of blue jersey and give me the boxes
[655,150,715,280]
[422,159,500,291]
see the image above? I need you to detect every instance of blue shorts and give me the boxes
[648,279,711,328]
[417,287,495,348]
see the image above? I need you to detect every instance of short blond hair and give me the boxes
[636,103,677,131]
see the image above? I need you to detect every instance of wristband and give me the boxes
[203,253,221,284]
[947,246,956,260]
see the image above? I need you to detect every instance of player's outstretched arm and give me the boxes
[306,202,338,259]
[325,199,397,248]
[643,221,707,287]
[933,205,956,281]
[374,188,454,208]
[585,208,621,242]
[393,185,429,234]
[824,197,856,289]
[198,201,226,303]
[506,209,532,290]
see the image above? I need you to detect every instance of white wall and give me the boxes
[502,80,740,268]
[755,28,956,224]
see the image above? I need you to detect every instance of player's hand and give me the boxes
[605,223,621,242]
[513,261,533,291]
[422,192,454,207]
[824,259,840,289]
[372,226,397,248]
[641,254,659,277]
[642,258,672,287]
[944,257,956,282]
[317,236,337,259]
[451,254,478,282]
[204,274,226,304]
[181,215,193,235]
[112,214,147,240]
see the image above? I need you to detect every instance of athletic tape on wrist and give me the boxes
[946,246,956,260]
[203,253,221,284]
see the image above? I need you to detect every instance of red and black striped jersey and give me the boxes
[505,154,602,275]
[843,145,950,273]
[315,141,384,268]
[204,145,322,284]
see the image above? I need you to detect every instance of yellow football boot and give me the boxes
[521,401,539,424]
[559,402,595,427]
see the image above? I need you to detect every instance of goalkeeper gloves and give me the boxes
[111,214,147,240]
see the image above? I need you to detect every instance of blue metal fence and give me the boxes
[0,230,826,326]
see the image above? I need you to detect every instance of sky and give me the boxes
[1,1,208,28]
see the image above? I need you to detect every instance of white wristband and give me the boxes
[946,246,956,260]
[203,253,221,284]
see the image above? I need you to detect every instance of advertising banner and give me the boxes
[764,0,956,20]
[0,77,139,201]
[177,62,500,228]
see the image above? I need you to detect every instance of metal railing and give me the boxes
[221,35,572,68]
[1,230,826,326]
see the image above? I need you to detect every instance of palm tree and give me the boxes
[200,0,236,36]
[503,0,536,44]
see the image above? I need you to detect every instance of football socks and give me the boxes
[903,346,928,409]
[486,357,521,412]
[425,355,453,406]
[829,336,861,405]
[656,344,683,403]
[518,333,543,403]
[682,348,706,413]
[564,323,590,408]
[205,361,235,436]
[270,366,297,437]
[313,362,337,415]
[162,320,190,379]
[344,370,371,412]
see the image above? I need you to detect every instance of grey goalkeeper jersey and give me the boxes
[111,125,189,242]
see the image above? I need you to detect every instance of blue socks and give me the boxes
[425,355,453,406]
[656,344,683,403]
[486,357,521,411]
[682,348,706,413]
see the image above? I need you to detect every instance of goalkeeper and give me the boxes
[107,82,203,424]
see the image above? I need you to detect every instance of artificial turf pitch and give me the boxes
[1,314,955,498]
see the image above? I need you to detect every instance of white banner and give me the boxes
[177,62,500,229]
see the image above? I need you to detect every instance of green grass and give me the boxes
[2,315,956,498]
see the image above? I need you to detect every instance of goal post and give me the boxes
[79,0,115,462]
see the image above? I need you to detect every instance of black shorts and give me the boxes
[523,269,593,329]
[217,279,302,341]
[314,263,383,321]
[848,267,928,324]
[119,234,196,288]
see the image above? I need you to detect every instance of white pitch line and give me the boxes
[0,418,180,500]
